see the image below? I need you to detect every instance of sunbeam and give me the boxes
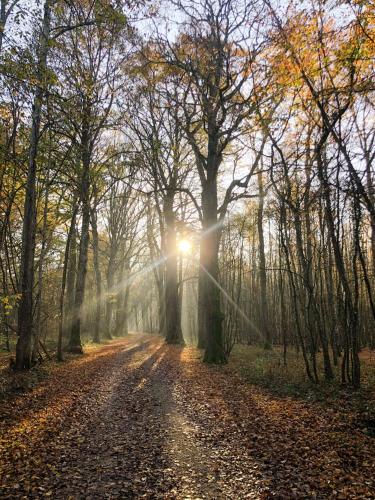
[79,256,168,320]
[200,264,264,341]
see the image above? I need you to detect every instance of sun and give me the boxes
[178,239,192,253]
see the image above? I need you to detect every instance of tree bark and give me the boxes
[64,204,77,337]
[57,202,78,361]
[15,0,51,370]
[197,257,207,348]
[115,262,130,336]
[201,178,225,363]
[32,166,50,364]
[105,250,116,339]
[0,0,6,54]
[90,207,102,343]
[164,194,184,344]
[68,108,91,354]
[257,170,271,349]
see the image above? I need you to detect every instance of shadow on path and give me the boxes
[2,339,372,499]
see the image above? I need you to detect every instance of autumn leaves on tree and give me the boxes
[0,0,373,391]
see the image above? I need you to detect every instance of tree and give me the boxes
[0,0,23,54]
[156,0,268,362]
[15,0,52,369]
[51,1,127,352]
[125,73,193,344]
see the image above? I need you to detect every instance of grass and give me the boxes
[228,344,375,416]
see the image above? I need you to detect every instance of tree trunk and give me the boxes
[257,170,271,349]
[146,199,166,336]
[201,178,225,363]
[90,207,102,343]
[122,284,130,336]
[197,257,207,348]
[115,261,130,336]
[57,202,78,361]
[64,204,77,337]
[15,0,51,370]
[68,110,91,354]
[0,0,6,54]
[157,279,166,336]
[105,252,116,339]
[164,194,184,344]
[32,167,50,364]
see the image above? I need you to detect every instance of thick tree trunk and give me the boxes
[68,207,89,353]
[164,195,184,345]
[157,279,166,336]
[32,169,50,364]
[201,178,225,363]
[197,257,207,348]
[105,253,116,339]
[15,0,51,370]
[146,199,166,336]
[90,207,102,343]
[68,112,91,354]
[64,207,77,337]
[114,261,130,336]
[122,284,130,336]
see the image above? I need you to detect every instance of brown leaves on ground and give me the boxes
[0,335,374,499]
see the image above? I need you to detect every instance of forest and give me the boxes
[0,0,375,498]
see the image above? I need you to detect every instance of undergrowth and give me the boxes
[0,335,129,398]
[229,344,375,417]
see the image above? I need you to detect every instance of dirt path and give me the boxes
[1,335,374,499]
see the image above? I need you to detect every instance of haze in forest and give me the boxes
[0,0,375,497]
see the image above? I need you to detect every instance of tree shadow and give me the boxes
[3,340,369,498]
[0,335,153,433]
[0,337,168,497]
[42,342,180,498]
[171,348,370,498]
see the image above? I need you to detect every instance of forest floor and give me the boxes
[0,334,374,499]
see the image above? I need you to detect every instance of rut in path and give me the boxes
[1,334,374,499]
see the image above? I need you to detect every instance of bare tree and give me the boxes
[155,0,268,362]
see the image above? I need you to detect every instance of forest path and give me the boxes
[1,334,374,499]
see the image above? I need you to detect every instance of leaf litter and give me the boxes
[0,335,374,499]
